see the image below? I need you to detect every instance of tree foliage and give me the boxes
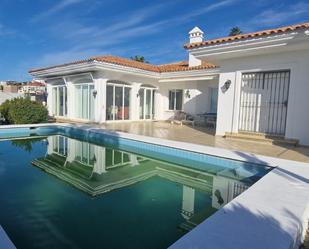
[229,27,242,36]
[11,137,46,153]
[0,98,48,124]
[130,55,149,63]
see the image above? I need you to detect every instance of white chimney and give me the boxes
[189,26,204,43]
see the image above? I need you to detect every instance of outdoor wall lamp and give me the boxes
[92,90,97,98]
[221,80,231,93]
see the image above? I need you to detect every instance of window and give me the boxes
[169,90,183,110]
[106,82,131,121]
[210,87,218,113]
[52,85,67,117]
[75,84,95,121]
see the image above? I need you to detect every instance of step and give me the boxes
[224,132,299,146]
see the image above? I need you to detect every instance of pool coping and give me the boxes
[0,123,308,249]
[0,226,16,249]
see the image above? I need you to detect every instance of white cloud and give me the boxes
[239,1,309,32]
[30,0,84,23]
[32,0,241,67]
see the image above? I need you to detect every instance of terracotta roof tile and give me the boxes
[29,55,217,74]
[184,22,309,49]
[158,61,217,72]
[27,81,46,86]
[92,55,161,72]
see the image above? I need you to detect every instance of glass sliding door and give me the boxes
[82,85,88,119]
[106,85,114,121]
[139,87,155,120]
[75,84,95,121]
[139,88,144,119]
[210,87,218,113]
[115,86,123,120]
[59,87,64,116]
[145,89,152,119]
[89,85,95,121]
[106,83,131,121]
[52,87,57,115]
[124,87,131,120]
[52,85,67,117]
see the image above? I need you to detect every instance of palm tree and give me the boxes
[229,27,242,36]
[130,55,149,63]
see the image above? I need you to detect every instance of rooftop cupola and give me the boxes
[189,26,204,43]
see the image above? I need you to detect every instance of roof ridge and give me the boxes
[185,21,309,49]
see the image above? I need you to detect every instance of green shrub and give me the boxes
[0,99,12,121]
[0,98,48,124]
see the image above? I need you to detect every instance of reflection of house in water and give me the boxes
[33,135,267,231]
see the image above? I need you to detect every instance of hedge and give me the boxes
[0,98,48,124]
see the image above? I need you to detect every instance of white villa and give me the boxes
[29,22,309,145]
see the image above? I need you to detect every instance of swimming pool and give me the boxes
[0,125,271,249]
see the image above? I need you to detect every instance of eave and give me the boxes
[30,60,219,80]
[188,30,309,61]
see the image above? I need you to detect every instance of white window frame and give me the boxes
[168,89,183,111]
[139,87,156,120]
[106,82,132,121]
[74,83,95,121]
[51,85,67,117]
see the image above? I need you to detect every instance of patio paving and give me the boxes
[96,121,309,163]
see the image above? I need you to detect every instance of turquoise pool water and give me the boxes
[0,127,271,249]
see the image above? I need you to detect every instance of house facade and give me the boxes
[19,80,46,95]
[29,22,309,145]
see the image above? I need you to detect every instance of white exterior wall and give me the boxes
[94,78,107,123]
[45,69,218,124]
[215,49,309,145]
[156,80,218,120]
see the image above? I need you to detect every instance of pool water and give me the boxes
[0,133,271,249]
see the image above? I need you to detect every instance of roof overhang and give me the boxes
[30,60,219,81]
[188,30,309,61]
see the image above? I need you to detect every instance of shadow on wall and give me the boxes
[183,86,210,115]
[170,201,304,249]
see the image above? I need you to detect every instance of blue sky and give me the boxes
[0,0,308,81]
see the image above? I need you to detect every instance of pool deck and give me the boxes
[98,121,309,163]
[0,226,16,249]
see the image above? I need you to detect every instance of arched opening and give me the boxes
[106,80,132,121]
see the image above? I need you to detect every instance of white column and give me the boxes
[129,154,139,166]
[131,82,141,121]
[47,137,54,155]
[46,85,53,116]
[181,186,195,220]
[66,80,75,119]
[94,78,107,123]
[93,146,106,174]
[66,138,76,163]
